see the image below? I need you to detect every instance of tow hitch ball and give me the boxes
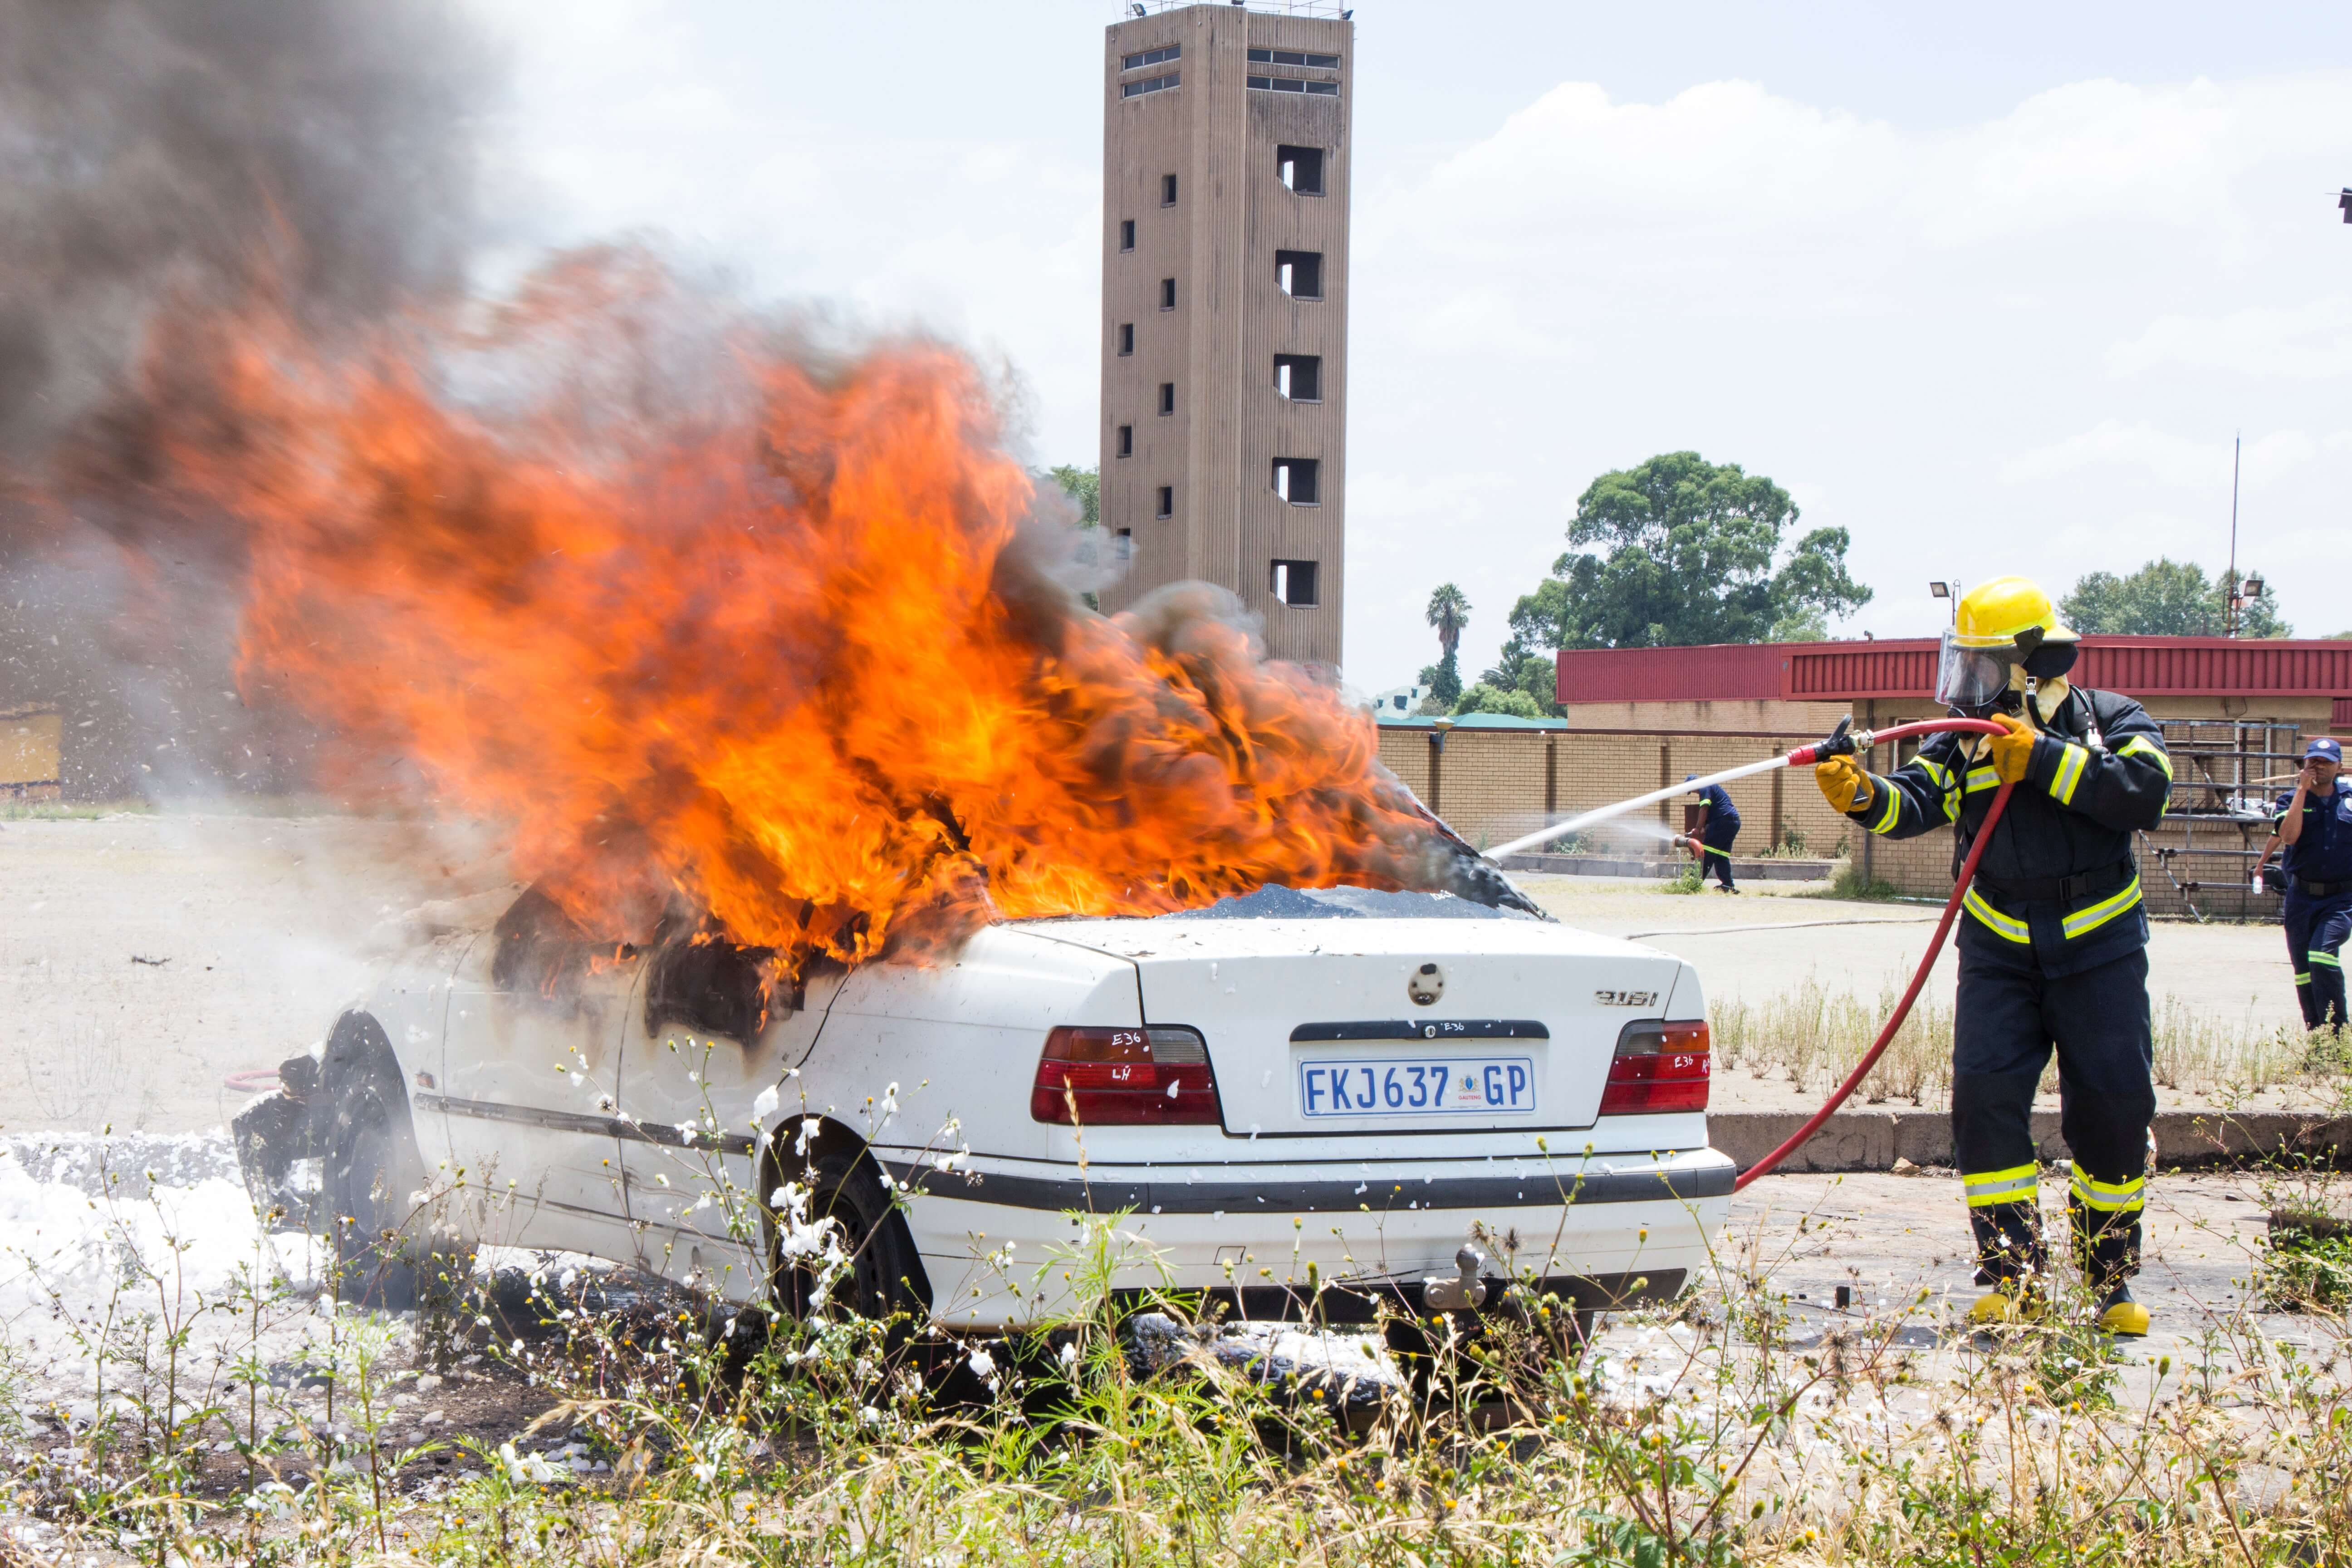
[1422,1245,1489,1313]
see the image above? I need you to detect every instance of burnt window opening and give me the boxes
[491,886,624,1005]
[1274,353,1322,402]
[1276,145,1325,195]
[1122,44,1180,71]
[1122,72,1178,98]
[1275,249,1324,299]
[1117,423,1133,457]
[645,924,798,1044]
[1272,456,1320,505]
[1270,559,1320,607]
[1250,75,1340,96]
[1119,219,1135,251]
[1118,322,1135,355]
[1157,382,1175,416]
[1159,276,1177,310]
[1161,172,1178,206]
[1156,485,1173,519]
[1115,527,1134,563]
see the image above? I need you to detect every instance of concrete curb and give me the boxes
[1710,1108,2352,1175]
[1500,853,1835,882]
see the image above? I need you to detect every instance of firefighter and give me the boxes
[1686,773,1741,892]
[1812,577,2171,1334]
[2275,736,2351,1032]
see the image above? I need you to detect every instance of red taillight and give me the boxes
[1030,1026,1220,1125]
[1596,1019,1711,1116]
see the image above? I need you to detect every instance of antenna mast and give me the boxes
[2225,432,2241,637]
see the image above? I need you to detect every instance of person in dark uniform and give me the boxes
[1811,577,2171,1334]
[1686,774,1740,892]
[2275,736,2351,1033]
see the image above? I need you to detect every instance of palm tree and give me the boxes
[1424,583,1470,704]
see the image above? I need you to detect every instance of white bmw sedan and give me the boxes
[252,882,1730,1331]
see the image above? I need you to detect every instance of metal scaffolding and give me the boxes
[2140,719,2304,922]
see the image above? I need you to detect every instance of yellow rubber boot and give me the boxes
[2097,1285,2150,1338]
[1966,1282,2048,1327]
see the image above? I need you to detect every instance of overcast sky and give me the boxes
[468,0,2352,695]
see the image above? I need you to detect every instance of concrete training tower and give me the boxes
[1097,2,1353,678]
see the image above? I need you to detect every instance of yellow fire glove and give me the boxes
[1987,711,2037,785]
[1815,755,1873,814]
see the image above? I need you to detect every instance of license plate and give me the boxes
[1298,1057,1537,1118]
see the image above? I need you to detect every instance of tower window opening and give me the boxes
[1276,145,1325,194]
[1275,250,1323,299]
[1115,528,1134,563]
[1156,485,1174,519]
[1117,424,1133,457]
[1159,276,1176,309]
[1118,322,1134,356]
[1274,354,1322,402]
[1161,172,1178,206]
[1119,219,1134,251]
[1121,44,1180,71]
[1157,382,1175,416]
[1269,559,1320,607]
[1271,457,1320,505]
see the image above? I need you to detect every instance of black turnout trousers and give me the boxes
[1700,819,1739,889]
[1951,942,2155,1293]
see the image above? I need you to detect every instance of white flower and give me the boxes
[1058,1342,1079,1370]
[968,1347,996,1380]
[796,1118,822,1156]
[752,1084,780,1126]
[500,1442,560,1485]
[675,1122,698,1145]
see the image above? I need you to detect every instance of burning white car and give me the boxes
[240,880,1729,1333]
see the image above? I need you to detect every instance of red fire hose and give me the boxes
[1729,717,2017,1190]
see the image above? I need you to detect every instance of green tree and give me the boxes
[1452,681,1545,719]
[1528,452,1871,649]
[2059,558,2289,637]
[1423,583,1470,705]
[1048,464,1100,527]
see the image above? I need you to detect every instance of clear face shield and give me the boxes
[1934,628,2013,712]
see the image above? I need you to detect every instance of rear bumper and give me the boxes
[888,1145,1732,1329]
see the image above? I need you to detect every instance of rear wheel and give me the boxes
[769,1146,927,1326]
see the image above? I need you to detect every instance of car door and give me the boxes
[438,889,636,1257]
[615,932,838,1292]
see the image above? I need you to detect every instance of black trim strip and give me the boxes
[883,1155,1733,1214]
[1289,1019,1549,1043]
[417,1093,757,1156]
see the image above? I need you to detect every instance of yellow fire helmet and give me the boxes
[1936,576,2080,710]
[1951,575,2078,651]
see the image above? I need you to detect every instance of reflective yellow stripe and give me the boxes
[1963,887,2031,943]
[2048,741,2088,806]
[2059,876,2142,940]
[1964,1163,2040,1207]
[1916,756,1954,788]
[2295,972,2311,984]
[1868,778,1901,835]
[2117,734,2172,780]
[1965,766,1999,793]
[2312,951,2343,970]
[2068,1164,2146,1212]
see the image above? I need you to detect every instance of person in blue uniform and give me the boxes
[1686,774,1740,891]
[2275,736,2351,1032]
[1812,578,2170,1335]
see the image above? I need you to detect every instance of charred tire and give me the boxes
[769,1145,928,1327]
[320,1012,433,1311]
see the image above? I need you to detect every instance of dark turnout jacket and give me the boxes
[1842,687,2172,976]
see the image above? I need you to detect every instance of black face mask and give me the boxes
[2022,642,2078,682]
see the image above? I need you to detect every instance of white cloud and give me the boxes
[2109,297,2352,379]
[1999,422,2313,490]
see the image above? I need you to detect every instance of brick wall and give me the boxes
[1376,725,1857,860]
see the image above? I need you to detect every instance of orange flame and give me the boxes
[98,252,1469,967]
